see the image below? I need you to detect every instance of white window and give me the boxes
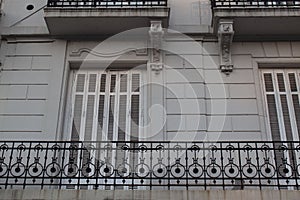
[262,69,300,141]
[69,70,144,142]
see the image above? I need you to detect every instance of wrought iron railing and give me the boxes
[47,0,168,8]
[1,141,300,190]
[211,0,300,8]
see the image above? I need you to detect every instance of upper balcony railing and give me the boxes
[211,0,300,8]
[47,0,168,8]
[1,141,300,190]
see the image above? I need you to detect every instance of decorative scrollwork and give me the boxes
[0,141,299,190]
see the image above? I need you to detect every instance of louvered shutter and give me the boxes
[71,74,85,141]
[262,70,300,179]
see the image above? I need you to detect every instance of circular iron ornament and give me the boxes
[261,144,271,152]
[297,164,300,176]
[28,163,43,177]
[135,163,150,178]
[99,163,114,177]
[153,163,168,178]
[242,163,258,178]
[189,145,201,152]
[155,144,164,151]
[188,163,203,178]
[0,163,8,177]
[10,163,26,177]
[242,144,253,151]
[117,163,132,177]
[260,163,276,178]
[45,163,61,177]
[63,163,79,177]
[224,163,239,178]
[225,144,235,151]
[296,145,300,151]
[82,163,96,178]
[121,144,130,151]
[138,144,148,152]
[206,164,222,178]
[278,164,293,178]
[170,163,185,178]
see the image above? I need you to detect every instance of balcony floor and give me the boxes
[44,7,170,36]
[213,8,300,41]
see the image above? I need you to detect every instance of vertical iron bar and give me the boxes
[255,142,262,190]
[22,142,31,189]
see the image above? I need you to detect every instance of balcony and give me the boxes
[44,0,170,36]
[211,0,300,41]
[1,141,300,190]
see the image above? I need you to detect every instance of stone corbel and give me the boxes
[149,21,164,74]
[218,19,234,75]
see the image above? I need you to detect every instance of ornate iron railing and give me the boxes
[47,0,168,8]
[211,0,300,8]
[1,141,300,190]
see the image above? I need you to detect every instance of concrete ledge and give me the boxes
[44,7,170,36]
[212,8,300,41]
[44,7,170,18]
[0,190,300,200]
[213,8,300,18]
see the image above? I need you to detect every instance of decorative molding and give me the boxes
[6,37,54,44]
[218,19,234,75]
[150,63,163,74]
[70,47,148,58]
[149,21,164,74]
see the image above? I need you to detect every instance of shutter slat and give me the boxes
[277,73,286,92]
[71,95,83,141]
[280,94,293,141]
[266,94,281,141]
[132,74,140,92]
[110,75,116,93]
[264,73,274,92]
[100,74,106,93]
[76,74,85,92]
[292,94,300,139]
[108,95,115,141]
[120,74,128,93]
[97,95,105,141]
[289,73,297,92]
[84,95,95,141]
[131,95,139,141]
[88,74,97,92]
[118,95,127,141]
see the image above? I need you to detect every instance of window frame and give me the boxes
[261,68,300,142]
[65,68,147,142]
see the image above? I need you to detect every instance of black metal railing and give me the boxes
[211,0,300,8]
[1,141,300,190]
[47,0,168,8]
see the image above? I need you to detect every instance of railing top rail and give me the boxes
[47,0,168,8]
[211,0,300,8]
[0,140,299,143]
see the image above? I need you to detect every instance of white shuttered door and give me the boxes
[70,70,141,142]
[262,69,300,142]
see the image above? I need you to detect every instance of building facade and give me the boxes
[0,0,300,196]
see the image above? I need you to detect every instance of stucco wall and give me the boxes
[1,38,300,141]
[0,39,67,140]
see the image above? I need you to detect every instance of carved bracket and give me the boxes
[149,21,164,74]
[218,19,234,75]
